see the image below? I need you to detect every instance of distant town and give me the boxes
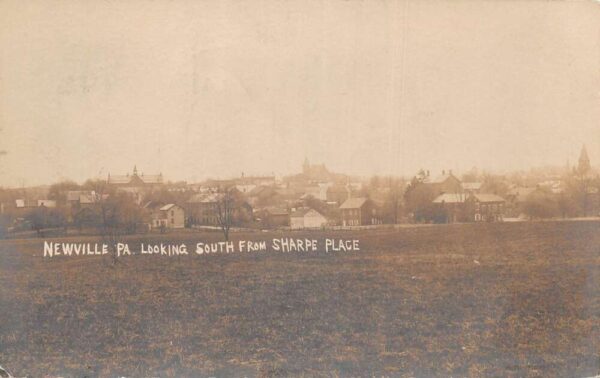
[0,146,597,238]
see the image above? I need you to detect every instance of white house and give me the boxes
[290,208,328,229]
[151,204,185,229]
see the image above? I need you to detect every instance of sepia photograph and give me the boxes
[0,0,599,377]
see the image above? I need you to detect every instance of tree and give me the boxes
[216,190,235,241]
[73,207,101,232]
[215,188,253,241]
[25,207,66,237]
[404,179,436,222]
[48,180,81,205]
[571,145,594,216]
[480,175,509,197]
[375,177,405,224]
[523,188,558,220]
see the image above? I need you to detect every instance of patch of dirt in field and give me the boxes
[0,221,599,377]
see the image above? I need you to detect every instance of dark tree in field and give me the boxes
[216,190,235,241]
[571,145,594,216]
[215,188,252,241]
[404,178,436,222]
[25,207,66,237]
[48,180,81,205]
[523,188,558,220]
[382,177,405,224]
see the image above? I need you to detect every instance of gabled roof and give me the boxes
[290,207,325,218]
[140,174,163,184]
[160,204,179,211]
[471,193,505,203]
[107,175,131,184]
[426,173,460,185]
[264,207,289,216]
[143,201,164,210]
[108,173,163,185]
[432,193,468,204]
[247,185,278,197]
[339,197,368,209]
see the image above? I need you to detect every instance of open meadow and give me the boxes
[0,221,599,377]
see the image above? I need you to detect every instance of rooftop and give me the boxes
[339,197,368,209]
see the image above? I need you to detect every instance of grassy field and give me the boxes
[0,221,599,377]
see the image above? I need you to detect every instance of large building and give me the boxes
[432,192,506,223]
[107,166,164,188]
[339,197,381,226]
[423,170,463,196]
[186,193,223,226]
[186,191,252,227]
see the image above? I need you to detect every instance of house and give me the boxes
[186,191,252,226]
[432,192,505,223]
[66,191,87,208]
[258,207,289,228]
[79,192,103,208]
[245,185,282,207]
[290,208,328,229]
[432,193,469,223]
[186,193,222,225]
[339,197,381,226]
[155,204,185,229]
[143,200,164,226]
[465,194,506,222]
[423,170,463,195]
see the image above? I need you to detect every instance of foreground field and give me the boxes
[0,221,599,377]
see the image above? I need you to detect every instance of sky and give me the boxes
[0,0,599,187]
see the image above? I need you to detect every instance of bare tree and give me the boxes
[215,190,234,241]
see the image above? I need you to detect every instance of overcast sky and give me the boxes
[0,0,599,186]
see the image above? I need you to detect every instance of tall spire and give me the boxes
[303,157,310,174]
[133,165,138,176]
[578,145,591,176]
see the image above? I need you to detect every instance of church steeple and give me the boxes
[578,145,591,176]
[303,157,310,174]
[133,165,138,176]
